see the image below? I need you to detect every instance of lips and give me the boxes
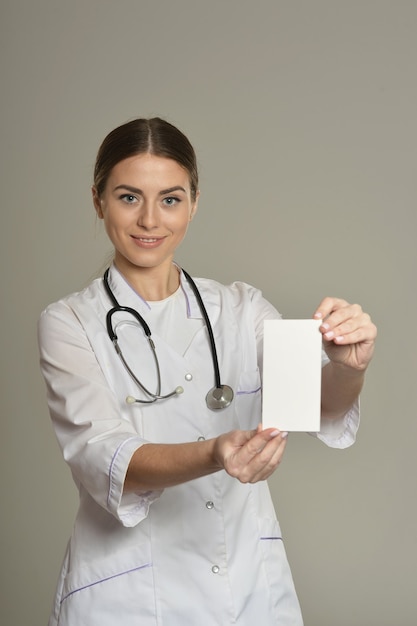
[131,235,166,248]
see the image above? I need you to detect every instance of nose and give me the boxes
[137,201,159,229]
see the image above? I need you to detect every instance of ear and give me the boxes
[190,190,200,221]
[92,186,104,218]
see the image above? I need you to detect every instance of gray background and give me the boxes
[1,1,416,624]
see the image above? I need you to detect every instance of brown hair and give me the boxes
[93,118,199,201]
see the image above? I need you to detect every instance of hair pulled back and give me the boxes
[93,117,199,201]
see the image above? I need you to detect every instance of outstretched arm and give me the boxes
[124,426,288,492]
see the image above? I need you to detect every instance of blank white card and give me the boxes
[262,319,322,432]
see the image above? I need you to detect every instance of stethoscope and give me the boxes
[103,268,234,410]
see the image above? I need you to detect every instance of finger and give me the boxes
[328,303,363,325]
[324,324,377,346]
[319,306,365,338]
[313,297,350,321]
[243,431,288,477]
[246,435,288,483]
[322,311,375,344]
[245,428,287,458]
[319,303,362,329]
[224,429,288,481]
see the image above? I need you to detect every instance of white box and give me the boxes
[262,319,322,432]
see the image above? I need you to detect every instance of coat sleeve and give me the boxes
[310,354,360,449]
[38,300,162,528]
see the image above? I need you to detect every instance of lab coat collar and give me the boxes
[104,263,204,320]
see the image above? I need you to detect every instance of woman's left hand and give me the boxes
[314,297,377,372]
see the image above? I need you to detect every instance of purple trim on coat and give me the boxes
[260,536,283,541]
[107,436,140,508]
[60,563,153,605]
[236,386,261,395]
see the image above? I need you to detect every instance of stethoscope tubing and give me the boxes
[103,267,233,409]
[181,269,222,390]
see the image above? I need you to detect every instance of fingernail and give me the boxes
[270,429,288,439]
[324,330,334,340]
[314,312,322,319]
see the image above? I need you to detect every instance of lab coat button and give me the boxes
[211,565,220,574]
[185,373,193,381]
[206,501,214,509]
[197,436,205,441]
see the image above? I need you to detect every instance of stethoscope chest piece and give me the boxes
[206,384,234,410]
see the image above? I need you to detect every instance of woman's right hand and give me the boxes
[124,426,288,492]
[213,425,288,484]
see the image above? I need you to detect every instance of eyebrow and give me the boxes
[113,184,187,195]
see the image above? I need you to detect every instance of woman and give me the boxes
[38,117,376,625]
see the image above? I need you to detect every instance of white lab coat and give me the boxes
[38,265,359,626]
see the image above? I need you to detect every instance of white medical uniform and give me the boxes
[38,264,359,626]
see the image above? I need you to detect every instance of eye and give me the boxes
[120,194,137,204]
[162,196,180,207]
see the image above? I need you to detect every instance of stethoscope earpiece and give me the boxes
[125,386,184,405]
[103,268,233,411]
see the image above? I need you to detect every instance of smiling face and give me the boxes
[93,153,199,291]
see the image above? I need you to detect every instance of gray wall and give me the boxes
[1,1,416,624]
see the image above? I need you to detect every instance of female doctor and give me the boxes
[38,117,377,626]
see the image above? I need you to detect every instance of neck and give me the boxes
[113,259,180,301]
